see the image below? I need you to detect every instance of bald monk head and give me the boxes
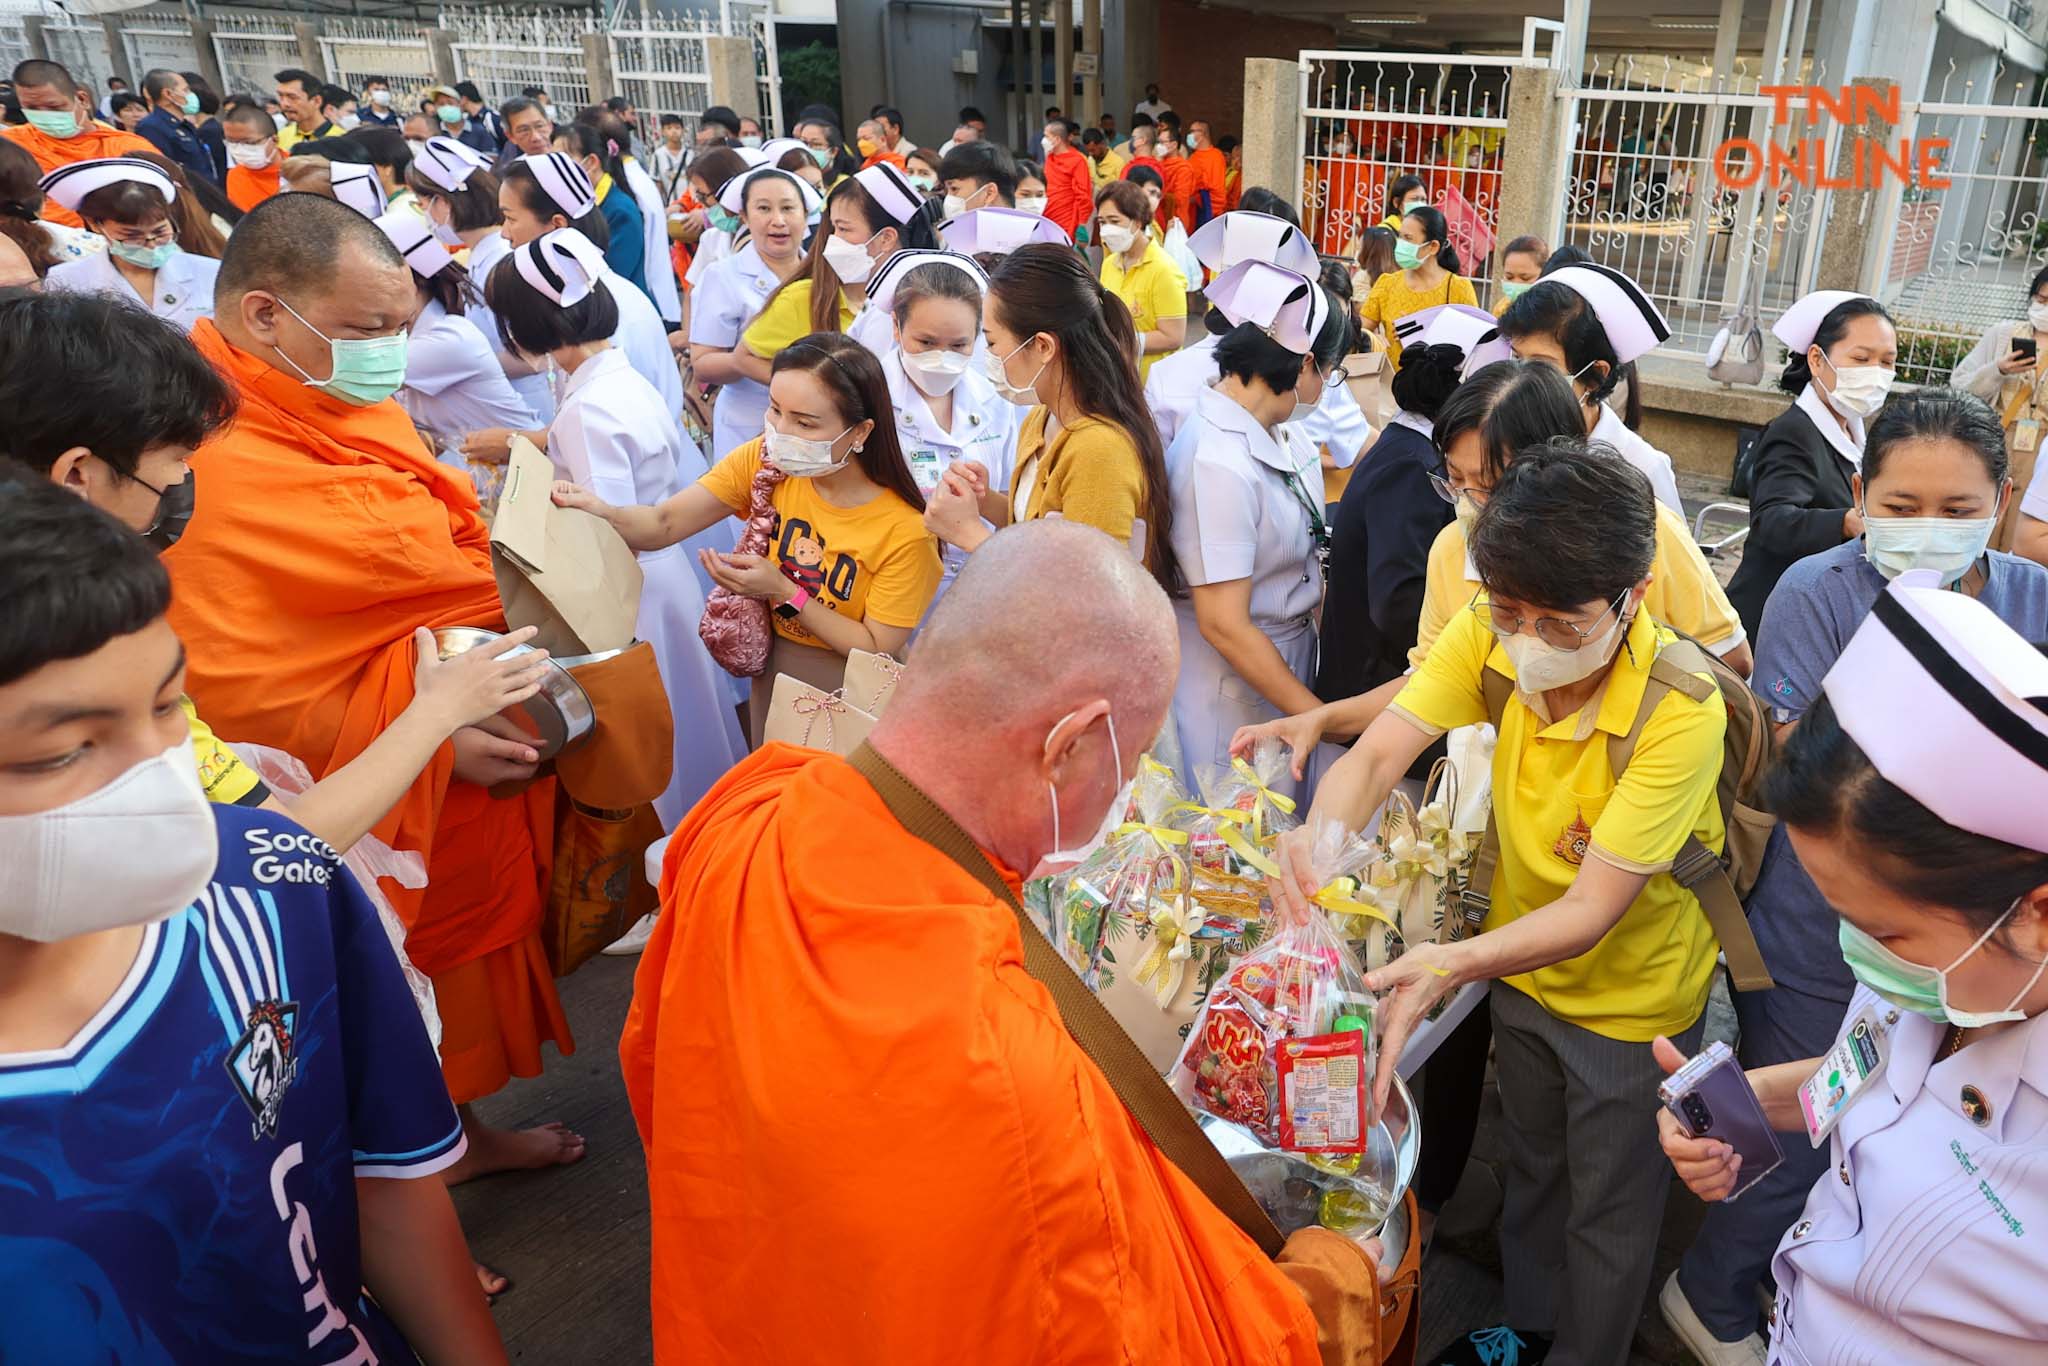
[870,519,1178,877]
[11,59,91,136]
[213,189,413,397]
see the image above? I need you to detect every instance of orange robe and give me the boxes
[167,321,571,1103]
[1188,145,1229,225]
[1160,154,1198,232]
[225,163,281,213]
[620,745,1321,1366]
[3,122,158,227]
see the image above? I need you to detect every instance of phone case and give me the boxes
[1658,1041,1786,1201]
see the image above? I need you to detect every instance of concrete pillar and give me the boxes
[188,19,228,100]
[1498,65,1569,272]
[1559,0,1590,87]
[1011,0,1027,149]
[1115,0,1157,132]
[579,32,614,107]
[1815,77,1894,295]
[1054,0,1072,120]
[20,16,49,62]
[1239,57,1300,207]
[1027,0,1042,141]
[426,30,459,87]
[100,18,132,87]
[706,35,761,123]
[292,22,326,84]
[1081,0,1102,126]
[1678,0,1747,304]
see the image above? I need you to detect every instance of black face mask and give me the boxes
[140,474,195,551]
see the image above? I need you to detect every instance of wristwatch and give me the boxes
[775,584,811,619]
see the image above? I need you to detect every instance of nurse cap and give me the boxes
[1771,289,1875,354]
[758,137,808,164]
[1394,303,1513,379]
[717,164,823,218]
[1206,260,1329,355]
[412,135,491,194]
[1537,262,1670,365]
[935,206,1070,255]
[514,228,602,308]
[519,151,597,220]
[865,248,988,319]
[373,210,454,279]
[1823,571,2048,854]
[852,161,925,225]
[328,161,385,221]
[1187,210,1317,276]
[38,156,176,210]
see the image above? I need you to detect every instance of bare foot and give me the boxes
[475,1261,509,1299]
[443,1113,587,1185]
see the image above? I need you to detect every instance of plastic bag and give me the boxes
[1346,757,1476,971]
[1053,755,1195,989]
[227,743,441,1051]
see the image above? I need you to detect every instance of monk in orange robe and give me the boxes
[164,194,582,1201]
[1186,120,1230,226]
[1158,129,1199,234]
[5,60,158,228]
[621,520,1381,1365]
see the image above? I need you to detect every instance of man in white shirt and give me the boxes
[1135,83,1171,122]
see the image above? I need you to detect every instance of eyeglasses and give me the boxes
[1468,590,1627,651]
[1428,471,1488,508]
[106,223,175,248]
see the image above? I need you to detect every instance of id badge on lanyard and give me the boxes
[1279,467,1331,583]
[1797,1005,1892,1147]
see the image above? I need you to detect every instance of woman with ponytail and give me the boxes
[923,241,1183,594]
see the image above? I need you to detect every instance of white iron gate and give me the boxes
[722,0,779,134]
[210,15,299,102]
[41,16,116,96]
[121,19,201,85]
[320,19,436,102]
[608,15,716,133]
[443,8,596,112]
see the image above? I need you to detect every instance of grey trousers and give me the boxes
[1674,982,1846,1341]
[1491,981,1706,1366]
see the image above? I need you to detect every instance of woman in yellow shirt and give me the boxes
[1092,179,1186,379]
[554,332,943,746]
[1359,204,1475,368]
[738,161,938,376]
[922,242,1182,594]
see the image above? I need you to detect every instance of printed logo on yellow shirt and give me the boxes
[1553,811,1593,867]
[777,517,857,604]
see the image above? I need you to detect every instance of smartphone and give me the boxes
[2014,337,2038,360]
[1658,1041,1785,1201]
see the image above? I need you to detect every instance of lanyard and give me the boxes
[1276,461,1331,583]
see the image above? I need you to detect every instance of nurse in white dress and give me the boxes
[371,212,536,449]
[1496,260,1685,515]
[1145,209,1321,448]
[39,157,219,332]
[869,249,1017,610]
[1656,576,2048,1366]
[1166,260,1349,795]
[497,153,684,421]
[408,134,557,425]
[691,165,818,461]
[496,230,745,830]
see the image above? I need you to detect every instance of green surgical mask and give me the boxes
[273,296,410,407]
[23,107,81,139]
[809,146,833,169]
[1837,905,2048,1029]
[1500,279,1532,302]
[707,204,740,234]
[108,239,181,270]
[180,91,201,115]
[1393,239,1426,271]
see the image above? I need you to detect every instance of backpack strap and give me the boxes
[1608,640,1776,993]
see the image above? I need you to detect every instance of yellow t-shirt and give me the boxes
[1089,148,1128,186]
[183,696,267,806]
[1408,500,1744,670]
[742,278,858,358]
[1011,409,1149,554]
[1390,606,1725,1040]
[700,437,943,647]
[1099,239,1187,380]
[1359,269,1478,369]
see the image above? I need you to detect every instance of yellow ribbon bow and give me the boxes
[1114,821,1189,847]
[1230,757,1298,841]
[1131,895,1206,1007]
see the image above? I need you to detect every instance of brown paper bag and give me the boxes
[544,797,664,976]
[761,675,876,755]
[492,439,643,658]
[840,649,906,717]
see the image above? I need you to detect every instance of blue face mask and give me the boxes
[107,239,181,270]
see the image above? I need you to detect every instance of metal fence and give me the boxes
[1560,53,1831,360]
[1297,51,1525,306]
[120,19,202,85]
[0,13,30,73]
[723,0,779,135]
[443,8,596,112]
[608,14,717,133]
[319,18,436,101]
[40,15,117,95]
[211,14,300,102]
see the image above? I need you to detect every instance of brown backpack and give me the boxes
[1464,634,1776,991]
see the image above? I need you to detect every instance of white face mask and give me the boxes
[1496,597,1630,693]
[1030,710,1129,881]
[942,193,969,220]
[370,89,392,108]
[740,134,763,149]
[1862,512,1996,585]
[1816,351,1894,420]
[763,420,852,478]
[406,138,429,158]
[338,113,361,131]
[226,141,274,170]
[900,345,971,396]
[821,233,877,284]
[1040,135,1056,156]
[0,739,216,942]
[1015,195,1048,217]
[983,335,1048,405]
[1099,222,1137,254]
[2029,302,2048,332]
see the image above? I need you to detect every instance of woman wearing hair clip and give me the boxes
[691,164,820,461]
[1164,259,1348,790]
[1657,573,2048,1366]
[489,230,743,825]
[40,156,221,331]
[553,331,943,747]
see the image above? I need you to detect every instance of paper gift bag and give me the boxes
[841,649,905,717]
[545,797,663,976]
[761,675,877,755]
[492,438,643,658]
[1344,350,1392,427]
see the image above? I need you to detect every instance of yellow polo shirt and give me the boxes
[1089,147,1127,186]
[743,278,858,358]
[1390,605,1725,1040]
[1099,238,1187,379]
[1408,500,1743,670]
